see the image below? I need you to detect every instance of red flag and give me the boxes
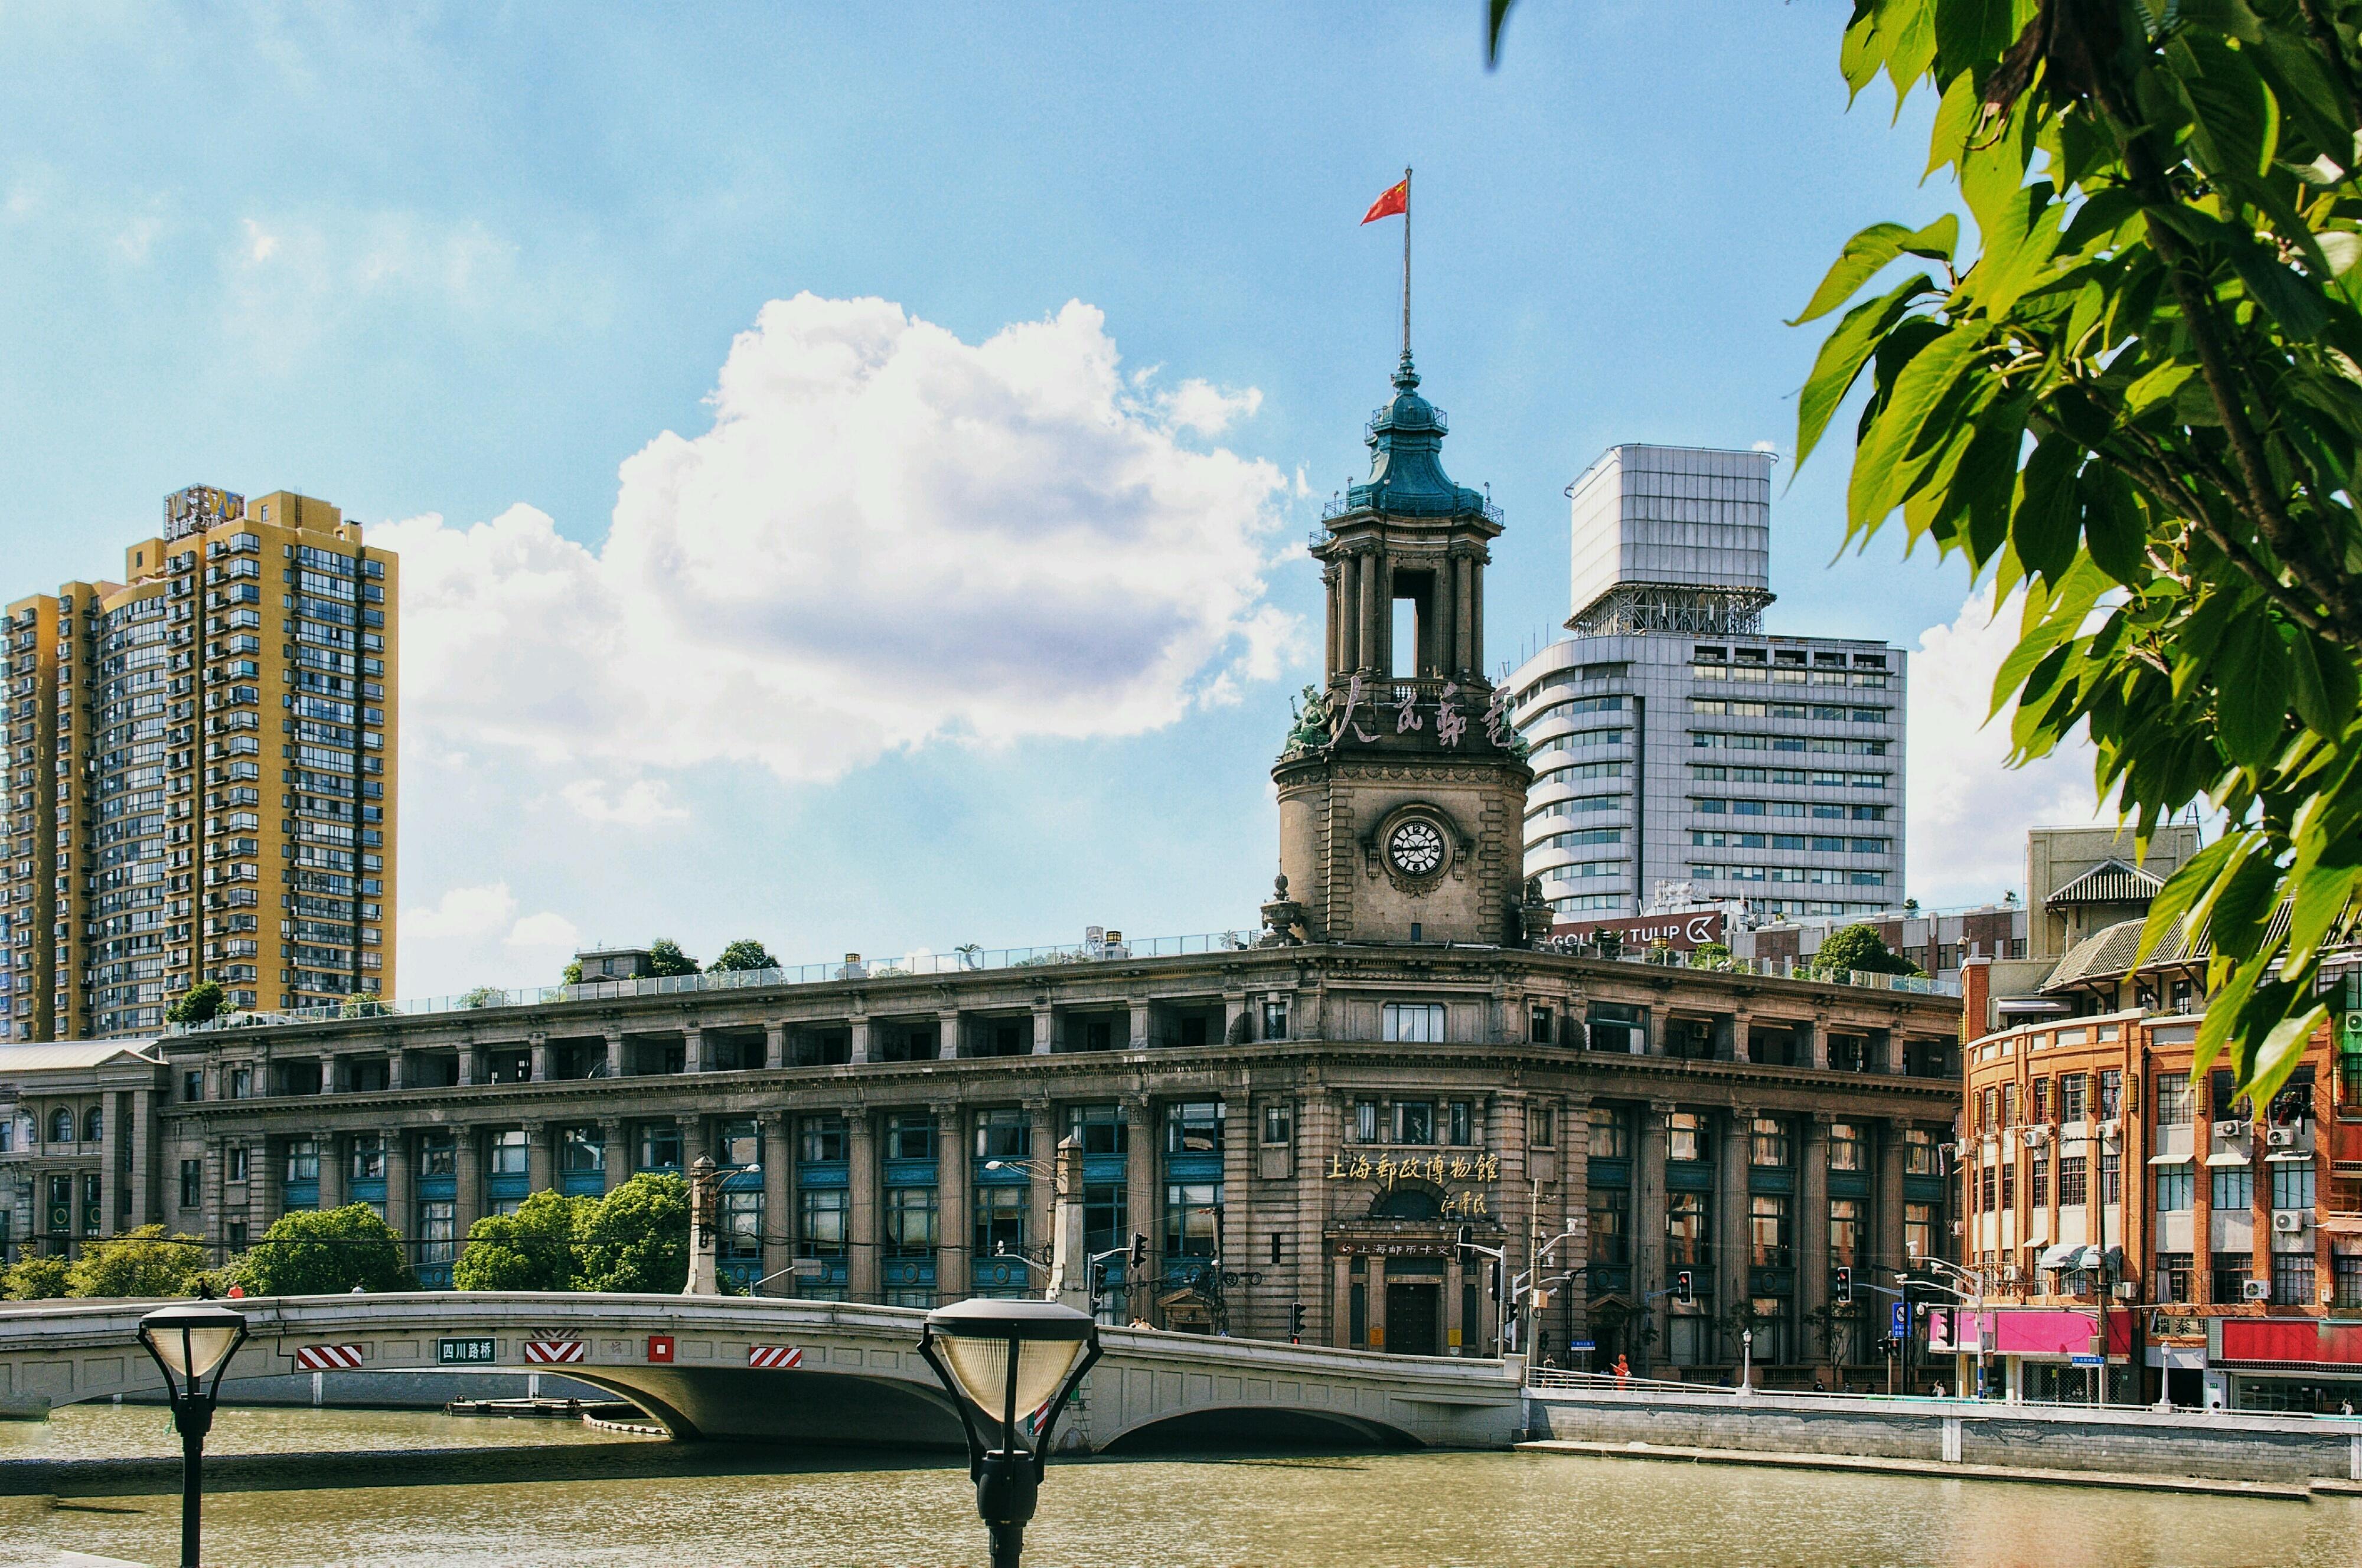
[1361,179,1408,224]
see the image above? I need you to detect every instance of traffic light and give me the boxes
[1674,1269,1693,1305]
[1289,1301,1306,1341]
[1128,1231,1148,1269]
[1835,1266,1854,1302]
[1455,1224,1476,1268]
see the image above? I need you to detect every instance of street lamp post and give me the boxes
[918,1297,1104,1568]
[136,1302,250,1568]
[1740,1328,1754,1394]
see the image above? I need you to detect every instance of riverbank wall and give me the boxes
[1523,1387,2362,1485]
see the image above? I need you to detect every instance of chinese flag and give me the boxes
[1361,179,1408,224]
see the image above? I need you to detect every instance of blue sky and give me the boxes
[0,3,2107,997]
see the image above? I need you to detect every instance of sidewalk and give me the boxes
[1515,1438,2327,1500]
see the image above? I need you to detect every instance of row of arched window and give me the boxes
[17,1107,103,1145]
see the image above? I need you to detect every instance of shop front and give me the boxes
[1928,1305,2135,1402]
[2210,1317,2362,1412]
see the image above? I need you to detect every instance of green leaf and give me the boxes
[2138,834,2244,966]
[2243,1004,2331,1113]
[2078,462,2146,582]
[1793,215,1959,324]
[1926,70,1981,178]
[1796,273,1936,464]
[2009,436,2083,580]
[2212,614,2293,768]
[2150,203,2330,337]
[1847,322,1990,528]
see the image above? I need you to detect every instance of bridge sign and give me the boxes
[293,1344,363,1371]
[524,1338,586,1364]
[438,1336,498,1366]
[748,1345,804,1370]
[647,1335,675,1363]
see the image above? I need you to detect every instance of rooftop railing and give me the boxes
[165,926,1958,1037]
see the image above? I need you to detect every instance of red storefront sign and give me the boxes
[2218,1318,2362,1367]
[1927,1307,2134,1357]
[1548,911,1726,950]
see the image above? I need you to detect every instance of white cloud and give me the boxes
[505,912,580,952]
[401,881,518,941]
[241,217,279,261]
[375,293,1293,784]
[1906,583,2112,907]
[558,778,688,825]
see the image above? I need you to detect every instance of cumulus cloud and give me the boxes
[557,778,689,825]
[375,292,1292,783]
[400,881,517,941]
[1906,583,2113,906]
[505,912,581,952]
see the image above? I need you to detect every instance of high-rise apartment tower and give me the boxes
[0,486,397,1040]
[1507,445,1906,922]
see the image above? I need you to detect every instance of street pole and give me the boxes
[178,1419,204,1568]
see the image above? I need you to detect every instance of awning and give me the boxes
[2204,1151,2250,1167]
[2322,1214,2362,1236]
[1997,997,2071,1015]
[2037,1243,2083,1271]
[2018,1233,2051,1249]
[2147,1153,2192,1165]
[2266,1151,2314,1162]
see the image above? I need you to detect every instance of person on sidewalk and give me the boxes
[1613,1354,1631,1385]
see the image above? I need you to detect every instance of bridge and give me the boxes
[0,1295,1522,1453]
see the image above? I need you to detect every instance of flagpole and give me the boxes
[1401,166,1413,360]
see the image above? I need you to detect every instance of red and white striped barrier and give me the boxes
[524,1339,586,1364]
[293,1344,364,1371]
[747,1345,803,1370]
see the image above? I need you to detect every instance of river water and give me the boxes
[5,1406,2362,1567]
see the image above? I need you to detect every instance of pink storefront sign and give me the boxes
[1927,1307,2128,1357]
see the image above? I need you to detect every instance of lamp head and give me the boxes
[137,1303,249,1412]
[918,1297,1101,1476]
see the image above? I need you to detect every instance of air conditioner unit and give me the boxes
[1951,1140,1973,1161]
[2242,1279,2273,1302]
[2266,1127,2297,1149]
[2273,1210,2308,1233]
[2021,1127,2048,1149]
[2214,1119,2249,1139]
[1950,1220,1965,1236]
[2002,1266,2022,1286]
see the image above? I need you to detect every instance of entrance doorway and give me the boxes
[1386,1282,1441,1357]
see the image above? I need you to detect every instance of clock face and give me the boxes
[1387,819,1446,877]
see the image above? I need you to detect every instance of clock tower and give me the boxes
[1272,351,1541,946]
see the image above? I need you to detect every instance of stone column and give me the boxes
[1800,1114,1833,1354]
[318,1053,338,1096]
[523,1121,553,1194]
[1030,1005,1055,1056]
[1728,1010,1753,1064]
[683,1028,705,1074]
[1455,551,1475,677]
[1359,547,1382,674]
[1470,548,1485,669]
[605,1028,627,1080]
[848,1109,880,1302]
[253,1135,283,1235]
[761,1112,792,1293]
[458,1043,482,1087]
[938,1009,963,1061]
[1639,1002,1662,1057]
[678,1114,709,1168]
[386,1049,406,1091]
[1337,553,1359,674]
[454,1128,484,1239]
[1637,1101,1671,1373]
[1561,1095,1592,1354]
[1718,1108,1755,1357]
[1223,992,1248,1046]
[1026,1100,1057,1263]
[1879,1119,1908,1283]
[386,1132,414,1253]
[849,1018,872,1066]
[764,1023,785,1071]
[1128,999,1152,1051]
[937,1103,970,1306]
[600,1118,626,1194]
[316,1133,345,1211]
[1221,1087,1254,1335]
[529,1033,551,1084]
[1805,1014,1829,1071]
[204,1136,227,1257]
[96,1093,120,1237]
[1125,1095,1157,1321]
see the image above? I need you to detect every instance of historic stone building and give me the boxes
[1,350,1962,1378]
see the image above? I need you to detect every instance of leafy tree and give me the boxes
[454,1191,589,1292]
[461,985,506,1010]
[67,1226,210,1299]
[1814,923,1924,978]
[1789,0,2362,1108]
[575,1173,690,1293]
[2,1255,70,1301]
[1689,941,1734,971]
[341,991,388,1020]
[709,939,778,973]
[166,981,225,1026]
[562,959,584,985]
[645,939,700,977]
[242,1204,410,1296]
